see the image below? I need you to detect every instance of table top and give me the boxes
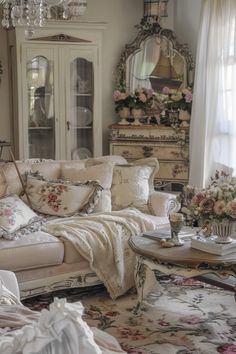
[129,235,236,267]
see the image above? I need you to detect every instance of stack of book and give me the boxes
[191,236,236,256]
[142,226,195,241]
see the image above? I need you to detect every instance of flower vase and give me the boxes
[212,219,235,244]
[131,108,143,125]
[117,107,130,125]
[168,110,179,125]
[179,109,190,127]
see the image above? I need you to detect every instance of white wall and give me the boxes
[174,0,202,58]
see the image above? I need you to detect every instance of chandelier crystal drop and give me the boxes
[1,0,87,36]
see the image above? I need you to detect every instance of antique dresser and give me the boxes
[109,124,189,190]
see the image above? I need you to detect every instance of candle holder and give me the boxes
[169,212,185,246]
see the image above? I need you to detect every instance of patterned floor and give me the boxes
[23,277,236,354]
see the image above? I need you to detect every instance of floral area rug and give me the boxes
[22,276,236,354]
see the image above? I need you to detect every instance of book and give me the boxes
[191,236,236,256]
[142,226,195,241]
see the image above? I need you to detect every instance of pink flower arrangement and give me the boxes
[130,88,155,110]
[161,86,193,113]
[113,88,157,112]
[178,171,236,223]
[113,90,132,112]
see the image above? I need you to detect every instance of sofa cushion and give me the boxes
[61,162,114,212]
[111,157,159,213]
[86,155,128,167]
[25,174,103,216]
[0,195,40,240]
[0,162,31,197]
[0,231,64,271]
[63,240,86,263]
[60,160,87,171]
[31,161,61,180]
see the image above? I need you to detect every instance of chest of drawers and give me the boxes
[109,124,189,189]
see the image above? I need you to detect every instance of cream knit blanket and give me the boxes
[44,208,156,299]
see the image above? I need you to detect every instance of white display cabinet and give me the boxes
[9,21,105,160]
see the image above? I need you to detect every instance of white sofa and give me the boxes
[0,156,178,299]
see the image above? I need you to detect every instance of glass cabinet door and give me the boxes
[67,54,94,160]
[27,55,55,159]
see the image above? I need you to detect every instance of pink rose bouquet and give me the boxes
[177,171,236,225]
[161,86,193,114]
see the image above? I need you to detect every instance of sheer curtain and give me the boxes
[189,0,236,188]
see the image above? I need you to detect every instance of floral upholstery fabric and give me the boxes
[25,174,103,216]
[0,195,40,240]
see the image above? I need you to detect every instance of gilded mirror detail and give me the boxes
[116,21,194,93]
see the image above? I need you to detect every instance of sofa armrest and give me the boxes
[149,191,180,217]
[0,270,20,300]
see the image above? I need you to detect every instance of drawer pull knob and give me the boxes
[143,152,153,158]
[143,146,153,151]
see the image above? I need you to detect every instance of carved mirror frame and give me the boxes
[116,21,194,91]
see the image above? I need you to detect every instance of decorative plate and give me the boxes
[72,147,92,160]
[74,107,93,126]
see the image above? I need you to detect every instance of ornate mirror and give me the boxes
[116,21,194,93]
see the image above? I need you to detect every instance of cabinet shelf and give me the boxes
[28,126,53,130]
[72,93,92,97]
[71,126,93,129]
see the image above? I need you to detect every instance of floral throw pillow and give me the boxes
[25,174,103,216]
[0,195,40,240]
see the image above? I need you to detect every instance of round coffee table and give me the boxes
[129,234,236,314]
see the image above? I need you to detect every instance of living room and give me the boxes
[1,0,236,353]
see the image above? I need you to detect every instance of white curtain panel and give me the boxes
[189,0,236,188]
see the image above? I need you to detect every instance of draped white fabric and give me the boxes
[189,0,236,188]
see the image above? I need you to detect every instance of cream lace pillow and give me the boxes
[25,174,103,216]
[111,158,159,213]
[0,195,40,240]
[61,161,114,212]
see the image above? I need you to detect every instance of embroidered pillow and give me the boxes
[111,157,159,213]
[25,174,103,216]
[0,195,40,240]
[61,161,114,212]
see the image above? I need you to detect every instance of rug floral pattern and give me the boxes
[23,277,236,354]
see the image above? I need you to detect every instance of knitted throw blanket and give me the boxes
[44,208,156,299]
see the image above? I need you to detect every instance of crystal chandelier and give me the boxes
[143,0,169,19]
[0,0,87,36]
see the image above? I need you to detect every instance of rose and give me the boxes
[199,197,215,214]
[213,200,227,216]
[139,93,147,103]
[191,192,207,206]
[226,199,236,218]
[113,90,128,101]
[113,90,121,100]
[185,91,193,102]
[217,343,236,353]
[162,86,170,94]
